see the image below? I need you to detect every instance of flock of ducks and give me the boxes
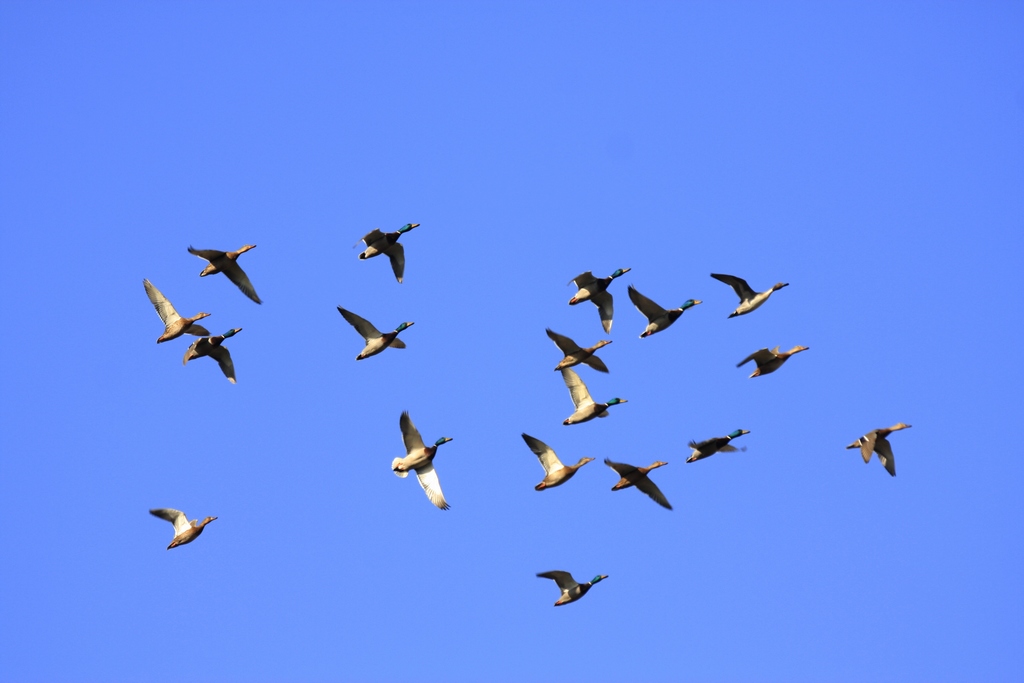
[143,225,912,606]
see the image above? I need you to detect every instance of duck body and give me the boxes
[521,433,594,490]
[392,411,453,509]
[149,508,217,550]
[536,571,608,606]
[183,328,242,383]
[846,423,911,477]
[568,268,630,332]
[605,458,672,509]
[687,429,750,462]
[337,306,413,360]
[560,368,627,425]
[627,285,702,338]
[545,329,611,373]
[710,273,788,317]
[144,279,211,343]
[737,345,809,377]
[358,223,419,283]
[188,245,261,303]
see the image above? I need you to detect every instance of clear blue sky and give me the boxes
[1,2,1022,681]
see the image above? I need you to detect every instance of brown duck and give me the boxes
[604,458,672,510]
[143,279,210,343]
[149,508,217,549]
[545,328,611,373]
[188,245,261,304]
[522,433,593,490]
[737,345,809,377]
[846,423,911,477]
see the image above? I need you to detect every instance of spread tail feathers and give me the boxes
[392,458,410,478]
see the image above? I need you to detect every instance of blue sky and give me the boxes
[1,2,1022,681]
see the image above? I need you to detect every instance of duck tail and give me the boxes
[391,458,409,478]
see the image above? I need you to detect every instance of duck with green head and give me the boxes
[537,571,608,606]
[183,328,242,383]
[687,429,750,463]
[568,268,630,333]
[392,411,453,510]
[627,285,702,338]
[357,223,419,283]
[337,306,414,360]
[560,368,627,425]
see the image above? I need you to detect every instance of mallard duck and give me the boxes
[627,285,701,338]
[143,279,210,343]
[737,345,809,377]
[686,429,750,462]
[604,458,672,510]
[149,508,217,550]
[536,571,608,606]
[846,423,911,477]
[710,273,789,317]
[568,268,630,332]
[392,411,453,510]
[183,328,242,383]
[545,329,611,373]
[521,433,594,490]
[560,368,627,425]
[337,306,413,360]
[188,245,261,303]
[357,223,419,283]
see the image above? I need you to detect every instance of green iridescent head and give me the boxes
[394,322,415,333]
[434,437,453,447]
[221,328,241,339]
[610,267,631,278]
[606,398,628,406]
[728,429,750,438]
[398,222,420,233]
[681,299,702,310]
[590,574,608,584]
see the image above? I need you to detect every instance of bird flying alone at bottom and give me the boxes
[392,411,453,510]
[560,368,627,425]
[626,285,701,338]
[357,223,419,283]
[183,328,242,383]
[568,268,630,333]
[687,430,750,462]
[521,433,594,490]
[337,306,414,360]
[737,345,809,377]
[846,423,911,477]
[188,244,261,303]
[536,571,608,606]
[149,508,217,549]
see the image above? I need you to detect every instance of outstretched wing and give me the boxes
[711,273,755,301]
[874,435,897,476]
[545,328,581,355]
[603,457,637,477]
[847,432,877,464]
[361,229,385,246]
[220,261,262,304]
[537,571,579,591]
[384,242,406,283]
[583,355,609,373]
[591,291,614,333]
[414,463,449,510]
[337,306,382,341]
[187,246,225,261]
[627,285,666,322]
[523,433,564,475]
[571,271,596,289]
[561,368,593,409]
[143,279,181,326]
[737,348,775,367]
[400,411,426,454]
[149,508,191,537]
[635,477,672,510]
[207,345,236,384]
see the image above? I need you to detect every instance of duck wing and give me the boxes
[590,291,614,333]
[635,476,672,510]
[571,271,597,289]
[337,306,382,341]
[737,348,776,367]
[414,463,449,510]
[583,355,609,373]
[187,246,225,262]
[219,260,261,304]
[561,368,594,409]
[711,273,756,301]
[143,279,181,327]
[874,435,897,476]
[847,432,877,464]
[522,433,564,475]
[207,345,236,383]
[627,285,666,322]
[603,458,636,478]
[149,508,192,537]
[400,411,426,454]
[384,242,405,283]
[537,571,579,591]
[545,329,581,355]
[361,229,385,246]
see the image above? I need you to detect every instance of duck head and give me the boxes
[729,429,750,438]
[680,299,702,310]
[221,328,242,339]
[434,437,453,447]
[590,574,609,584]
[398,223,420,233]
[610,268,630,278]
[605,398,628,406]
[772,282,789,291]
[394,322,415,333]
